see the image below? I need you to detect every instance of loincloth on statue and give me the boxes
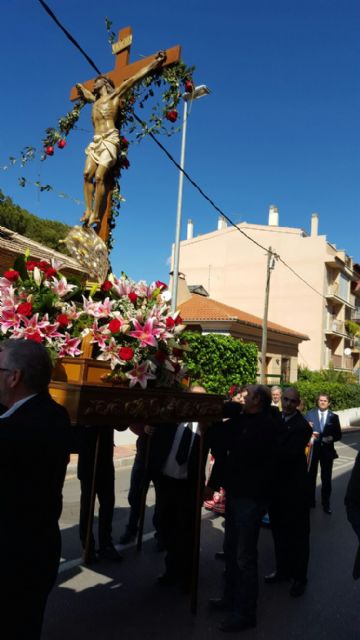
[85,128,120,168]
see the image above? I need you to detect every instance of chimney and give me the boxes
[311,213,319,236]
[217,215,227,230]
[187,219,194,240]
[168,271,192,307]
[268,205,279,226]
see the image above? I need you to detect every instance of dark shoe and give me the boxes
[208,598,231,612]
[264,571,289,584]
[215,551,226,560]
[119,528,137,544]
[98,544,123,562]
[82,549,98,565]
[156,573,178,586]
[323,506,332,515]
[289,580,307,597]
[219,614,256,632]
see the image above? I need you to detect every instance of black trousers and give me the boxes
[269,498,310,582]
[156,474,196,583]
[125,455,160,534]
[308,445,334,508]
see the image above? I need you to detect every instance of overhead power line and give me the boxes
[36,0,327,301]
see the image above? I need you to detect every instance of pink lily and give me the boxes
[129,318,158,348]
[47,276,77,298]
[126,361,157,389]
[97,337,122,369]
[57,334,82,357]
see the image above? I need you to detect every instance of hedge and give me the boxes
[294,381,360,412]
[183,331,258,395]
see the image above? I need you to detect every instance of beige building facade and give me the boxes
[173,209,360,374]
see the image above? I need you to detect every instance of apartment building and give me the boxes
[174,208,360,373]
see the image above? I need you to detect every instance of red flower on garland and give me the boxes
[165,110,178,123]
[120,136,129,147]
[101,280,113,292]
[57,139,66,149]
[128,292,138,304]
[119,346,134,361]
[45,146,54,156]
[120,157,130,169]
[108,318,121,333]
[17,302,33,317]
[184,79,193,93]
[4,270,20,282]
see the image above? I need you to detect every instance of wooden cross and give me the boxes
[70,27,181,243]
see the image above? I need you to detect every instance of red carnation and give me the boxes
[101,280,112,292]
[119,346,134,361]
[26,260,39,271]
[128,292,138,304]
[57,314,70,327]
[4,270,20,282]
[156,280,167,291]
[166,317,175,329]
[108,318,121,333]
[17,302,33,317]
[120,136,129,147]
[184,79,193,93]
[165,109,178,123]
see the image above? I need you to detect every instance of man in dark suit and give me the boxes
[305,393,341,514]
[266,387,312,597]
[206,384,283,632]
[0,339,71,639]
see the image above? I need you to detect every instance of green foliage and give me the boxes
[0,191,71,253]
[182,331,258,395]
[294,381,360,413]
[345,320,360,337]
[298,364,358,384]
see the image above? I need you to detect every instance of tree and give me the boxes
[0,190,70,252]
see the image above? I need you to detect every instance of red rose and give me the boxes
[45,146,54,156]
[166,317,175,329]
[175,315,183,325]
[38,260,51,271]
[44,267,57,278]
[26,260,39,271]
[184,79,193,93]
[108,318,121,333]
[128,292,138,304]
[57,314,69,327]
[165,109,178,123]
[4,270,20,282]
[119,346,134,361]
[57,139,66,149]
[28,331,42,343]
[17,302,33,316]
[120,136,129,147]
[101,280,112,292]
[120,157,130,169]
[155,350,166,362]
[156,280,167,291]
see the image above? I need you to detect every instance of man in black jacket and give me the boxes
[266,386,312,597]
[207,384,283,633]
[0,339,71,640]
[305,393,341,514]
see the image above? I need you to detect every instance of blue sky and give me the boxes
[2,0,360,282]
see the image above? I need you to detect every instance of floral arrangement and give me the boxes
[0,255,187,389]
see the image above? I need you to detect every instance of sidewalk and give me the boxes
[67,444,137,479]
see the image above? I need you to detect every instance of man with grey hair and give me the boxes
[271,385,282,410]
[0,339,71,639]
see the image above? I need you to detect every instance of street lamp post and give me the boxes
[170,85,210,314]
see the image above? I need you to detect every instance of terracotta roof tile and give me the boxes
[179,294,308,340]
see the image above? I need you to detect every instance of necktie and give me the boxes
[175,424,193,465]
[319,412,325,432]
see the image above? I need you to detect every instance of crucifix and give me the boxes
[70,26,181,243]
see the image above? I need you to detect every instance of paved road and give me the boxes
[42,433,360,639]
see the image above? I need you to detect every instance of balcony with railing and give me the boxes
[326,283,355,307]
[330,354,354,370]
[326,317,347,335]
[352,308,360,322]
